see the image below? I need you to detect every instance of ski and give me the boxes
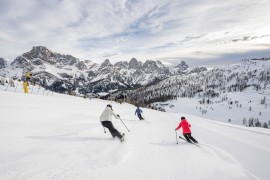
[179,136,200,147]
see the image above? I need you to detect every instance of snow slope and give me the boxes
[162,87,270,126]
[0,78,53,96]
[0,90,270,180]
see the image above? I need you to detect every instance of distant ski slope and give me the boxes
[163,88,270,125]
[0,91,269,180]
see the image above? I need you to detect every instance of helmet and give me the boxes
[107,104,112,108]
[181,117,185,120]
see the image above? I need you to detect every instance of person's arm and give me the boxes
[175,122,182,130]
[110,110,119,119]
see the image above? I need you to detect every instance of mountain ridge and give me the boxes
[0,46,206,94]
[106,58,270,107]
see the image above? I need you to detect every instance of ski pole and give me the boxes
[118,116,130,132]
[5,83,9,91]
[31,85,34,94]
[14,83,19,92]
[37,86,40,94]
[175,130,178,144]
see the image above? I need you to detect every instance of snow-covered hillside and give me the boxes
[0,90,270,179]
[109,59,270,125]
[111,59,270,103]
[0,76,52,95]
[158,87,270,128]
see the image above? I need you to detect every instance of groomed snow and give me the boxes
[1,89,270,180]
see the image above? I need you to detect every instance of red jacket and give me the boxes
[175,119,191,134]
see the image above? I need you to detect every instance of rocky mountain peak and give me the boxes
[101,59,112,67]
[27,46,55,60]
[174,61,188,70]
[0,58,8,69]
[142,60,159,73]
[84,60,92,64]
[128,58,141,69]
[114,61,128,69]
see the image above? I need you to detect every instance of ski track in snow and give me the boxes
[187,114,270,180]
[0,91,269,179]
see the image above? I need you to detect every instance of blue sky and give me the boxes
[0,0,270,67]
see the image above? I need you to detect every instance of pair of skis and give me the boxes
[179,136,200,147]
[175,131,200,147]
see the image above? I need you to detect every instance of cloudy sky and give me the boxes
[1,0,270,67]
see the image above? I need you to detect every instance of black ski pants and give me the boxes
[137,114,144,120]
[183,133,198,143]
[101,121,123,139]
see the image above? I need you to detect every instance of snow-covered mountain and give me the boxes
[0,58,12,77]
[0,46,206,95]
[104,58,270,128]
[108,59,270,106]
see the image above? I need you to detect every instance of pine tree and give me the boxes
[261,96,266,104]
[249,118,254,127]
[262,122,268,128]
[243,118,246,125]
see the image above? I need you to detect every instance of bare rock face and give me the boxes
[128,58,142,69]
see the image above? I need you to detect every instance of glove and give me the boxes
[117,114,120,118]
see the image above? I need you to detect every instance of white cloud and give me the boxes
[0,0,270,66]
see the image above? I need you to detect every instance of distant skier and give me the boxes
[100,104,124,141]
[26,72,32,82]
[135,106,144,120]
[175,117,198,143]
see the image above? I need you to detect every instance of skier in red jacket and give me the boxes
[175,117,198,143]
